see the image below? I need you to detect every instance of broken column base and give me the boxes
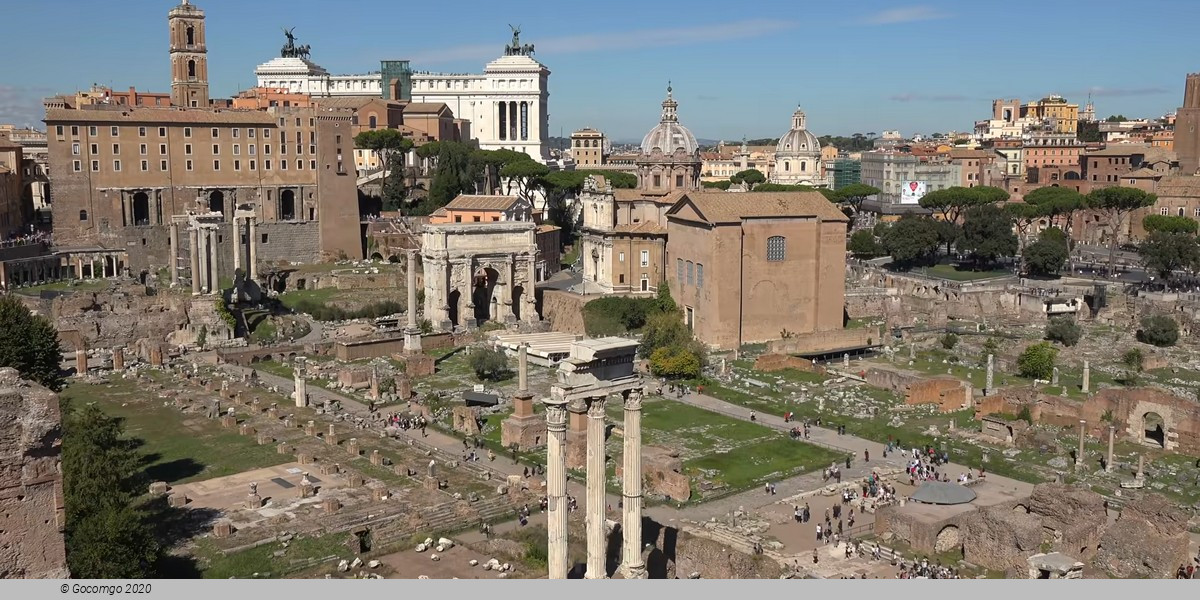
[501,414,547,451]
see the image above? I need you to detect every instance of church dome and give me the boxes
[641,84,699,155]
[775,106,821,155]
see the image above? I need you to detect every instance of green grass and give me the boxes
[278,287,339,311]
[249,318,277,344]
[920,263,1010,282]
[60,379,288,484]
[16,278,111,295]
[561,246,579,268]
[686,437,842,492]
[192,533,349,578]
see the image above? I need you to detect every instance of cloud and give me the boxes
[0,85,53,127]
[863,5,950,25]
[406,19,797,65]
[889,93,970,103]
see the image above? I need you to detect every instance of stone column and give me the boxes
[75,348,87,377]
[189,227,200,295]
[1052,367,1060,386]
[293,360,308,408]
[197,228,210,294]
[208,228,219,293]
[1082,360,1090,394]
[1136,454,1144,480]
[248,217,258,281]
[843,353,850,368]
[169,222,179,286]
[404,250,422,353]
[1106,425,1115,473]
[232,217,241,275]
[112,347,125,372]
[1075,420,1086,470]
[544,398,569,580]
[584,395,608,579]
[518,343,529,393]
[620,389,646,579]
[525,255,538,321]
[985,354,994,395]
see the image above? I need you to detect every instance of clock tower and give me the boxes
[168,0,209,107]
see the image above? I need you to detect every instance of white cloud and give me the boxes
[863,5,950,25]
[406,19,798,65]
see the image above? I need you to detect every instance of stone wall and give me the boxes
[766,327,879,355]
[541,290,589,335]
[1094,493,1190,578]
[335,337,405,361]
[33,284,194,349]
[0,368,68,578]
[120,220,322,275]
[753,353,824,375]
[905,378,973,412]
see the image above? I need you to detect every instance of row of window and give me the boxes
[56,125,276,139]
[72,158,316,172]
[69,142,318,160]
[617,250,651,267]
[676,258,705,288]
[1160,207,1200,217]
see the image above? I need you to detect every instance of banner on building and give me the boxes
[899,180,927,204]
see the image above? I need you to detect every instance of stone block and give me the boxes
[347,472,364,488]
[322,498,340,514]
[304,421,317,436]
[501,413,546,451]
[296,452,314,465]
[423,477,439,490]
[370,450,383,466]
[220,415,237,429]
[346,438,360,457]
[320,463,340,475]
[277,443,292,455]
[167,493,188,508]
[256,432,273,445]
[148,481,169,495]
[212,520,235,538]
[372,487,389,501]
[239,424,255,437]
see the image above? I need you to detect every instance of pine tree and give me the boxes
[0,295,64,390]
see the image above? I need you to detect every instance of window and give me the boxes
[185,144,192,155]
[113,159,121,171]
[112,143,120,155]
[249,145,256,155]
[280,159,286,170]
[249,160,256,170]
[473,216,481,222]
[1179,207,1186,217]
[309,145,316,155]
[71,142,80,155]
[79,210,88,221]
[653,174,661,187]
[263,129,270,139]
[310,159,316,169]
[767,236,786,261]
[159,127,166,137]
[261,233,268,244]
[186,159,193,171]
[265,144,271,155]
[140,160,148,171]
[234,160,241,171]
[676,174,684,187]
[296,159,302,170]
[248,129,255,139]
[265,160,271,170]
[677,258,684,286]
[184,127,192,138]
[90,143,98,154]
[640,250,649,267]
[56,125,64,136]
[160,160,167,171]
[71,125,79,136]
[233,128,240,139]
[212,144,219,155]
[211,128,218,138]
[138,126,146,137]
[90,160,99,171]
[72,160,81,172]
[110,126,119,136]
[619,252,625,263]
[89,126,97,136]
[213,160,220,171]
[1160,207,1168,216]
[368,115,377,129]
[697,263,704,288]
[686,261,693,285]
[139,144,147,155]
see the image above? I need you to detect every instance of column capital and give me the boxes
[623,388,643,411]
[585,395,607,418]
[544,399,568,430]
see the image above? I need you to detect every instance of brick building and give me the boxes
[42,0,362,275]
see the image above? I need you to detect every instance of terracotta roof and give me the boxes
[44,107,275,124]
[948,148,990,159]
[536,224,562,233]
[402,102,451,114]
[312,97,384,109]
[701,152,732,160]
[613,189,686,205]
[1085,143,1152,156]
[612,221,667,235]
[1154,175,1200,197]
[0,136,21,150]
[671,190,848,224]
[1125,167,1161,178]
[443,194,521,211]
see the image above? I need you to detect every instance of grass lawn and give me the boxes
[278,287,339,311]
[15,279,111,296]
[192,533,349,578]
[60,379,288,484]
[561,246,579,268]
[921,263,1011,282]
[686,437,842,493]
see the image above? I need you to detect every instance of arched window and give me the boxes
[368,115,377,129]
[767,236,786,261]
[784,162,790,172]
[79,210,88,222]
[800,161,807,172]
[186,26,195,46]
[1179,207,1186,217]
[187,59,196,78]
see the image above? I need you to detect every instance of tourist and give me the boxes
[816,523,822,542]
[812,550,819,564]
[750,411,757,422]
[794,505,802,523]
[864,449,870,462]
[488,449,496,462]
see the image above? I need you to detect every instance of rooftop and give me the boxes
[44,107,276,125]
[442,194,522,211]
[670,190,848,224]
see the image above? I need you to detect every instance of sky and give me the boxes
[2,0,1199,142]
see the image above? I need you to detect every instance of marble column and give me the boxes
[404,250,422,353]
[112,347,125,372]
[293,360,308,408]
[1052,367,1060,386]
[524,255,537,322]
[232,217,241,275]
[584,395,607,579]
[517,343,529,393]
[248,217,259,281]
[985,354,994,395]
[620,389,646,579]
[197,228,209,294]
[1136,454,1144,480]
[169,222,179,286]
[75,349,87,377]
[208,228,219,292]
[189,228,200,295]
[1075,420,1086,470]
[1106,425,1115,473]
[545,398,569,580]
[1082,360,1090,393]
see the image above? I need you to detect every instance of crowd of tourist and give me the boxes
[383,412,428,436]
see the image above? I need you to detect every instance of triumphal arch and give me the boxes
[421,220,540,331]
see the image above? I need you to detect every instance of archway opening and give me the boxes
[472,267,499,323]
[370,252,384,261]
[281,189,296,221]
[512,285,524,321]
[1143,412,1165,448]
[934,524,962,557]
[447,290,461,327]
[388,255,401,264]
[132,192,150,225]
[186,26,195,45]
[208,190,225,215]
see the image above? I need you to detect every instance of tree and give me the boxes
[882,216,940,267]
[418,141,480,215]
[702,180,732,190]
[355,129,415,211]
[730,169,766,190]
[1138,230,1200,282]
[1044,317,1082,347]
[1122,348,1144,372]
[1142,214,1199,234]
[1004,202,1044,252]
[653,281,678,314]
[940,332,959,350]
[648,345,701,379]
[62,404,160,578]
[1105,114,1128,122]
[640,309,689,357]
[1025,186,1085,239]
[0,295,63,390]
[472,148,529,194]
[979,337,1001,367]
[1136,315,1179,347]
[848,230,882,257]
[1087,187,1157,276]
[753,183,814,192]
[500,159,550,199]
[960,204,1017,267]
[537,170,586,244]
[469,347,513,381]
[1017,342,1058,380]
[918,186,989,224]
[831,183,880,222]
[1024,227,1070,276]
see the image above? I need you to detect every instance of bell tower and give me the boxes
[168,0,208,108]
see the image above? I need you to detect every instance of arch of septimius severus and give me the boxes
[421,221,540,330]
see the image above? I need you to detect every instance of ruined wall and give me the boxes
[1094,493,1190,579]
[753,354,825,375]
[540,290,588,335]
[960,505,1044,574]
[335,337,406,361]
[905,378,972,412]
[765,327,878,355]
[0,368,68,578]
[1081,387,1200,454]
[46,285,193,349]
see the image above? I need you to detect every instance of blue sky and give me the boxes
[2,0,1198,141]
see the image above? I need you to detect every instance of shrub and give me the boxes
[1121,348,1144,372]
[293,299,405,322]
[1136,315,1178,347]
[978,337,1000,367]
[849,230,882,258]
[581,296,655,335]
[1017,342,1057,380]
[648,345,701,380]
[939,333,958,350]
[1044,317,1082,347]
[1017,405,1033,424]
[469,347,512,381]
